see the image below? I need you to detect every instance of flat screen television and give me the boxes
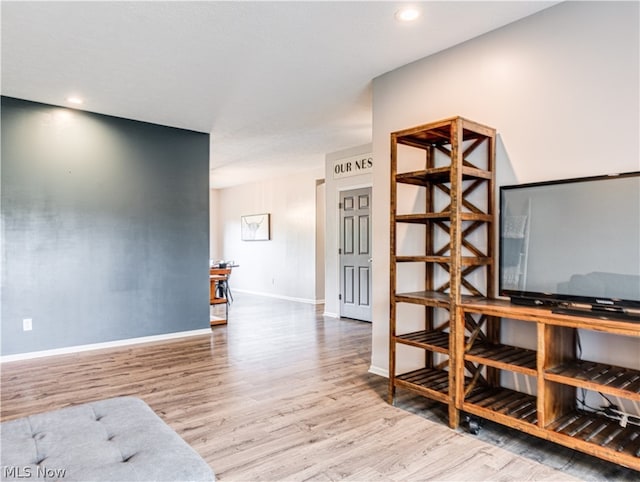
[499,171,640,321]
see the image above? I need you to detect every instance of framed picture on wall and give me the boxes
[241,213,270,241]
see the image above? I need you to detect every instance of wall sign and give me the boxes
[332,153,373,179]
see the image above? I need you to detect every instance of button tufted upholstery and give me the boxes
[0,397,214,481]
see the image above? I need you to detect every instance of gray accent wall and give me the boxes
[1,97,210,356]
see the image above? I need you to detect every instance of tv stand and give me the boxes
[552,306,640,323]
[457,298,640,470]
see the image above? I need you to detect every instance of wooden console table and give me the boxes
[456,298,640,470]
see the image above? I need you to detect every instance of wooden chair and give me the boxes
[210,268,231,326]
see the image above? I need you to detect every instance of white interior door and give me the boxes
[339,187,372,322]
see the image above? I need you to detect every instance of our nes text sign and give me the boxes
[332,154,373,179]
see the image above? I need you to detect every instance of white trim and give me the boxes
[368,364,388,378]
[0,329,212,363]
[323,311,339,318]
[233,288,322,305]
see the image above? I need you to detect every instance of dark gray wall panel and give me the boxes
[1,97,210,356]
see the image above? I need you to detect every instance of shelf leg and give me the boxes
[448,404,460,429]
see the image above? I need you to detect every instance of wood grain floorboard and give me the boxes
[1,294,636,480]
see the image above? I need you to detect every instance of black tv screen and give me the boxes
[499,172,640,314]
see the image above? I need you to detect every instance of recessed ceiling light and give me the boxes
[395,7,421,22]
[66,96,84,105]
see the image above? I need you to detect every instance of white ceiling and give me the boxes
[1,1,558,188]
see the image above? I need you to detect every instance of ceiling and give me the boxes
[1,1,558,188]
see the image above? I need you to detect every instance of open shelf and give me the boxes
[394,291,487,308]
[395,255,492,266]
[395,166,492,185]
[546,361,640,401]
[395,367,451,404]
[395,212,493,224]
[463,386,538,426]
[547,409,640,466]
[395,117,496,150]
[394,291,452,308]
[466,342,537,375]
[395,330,450,353]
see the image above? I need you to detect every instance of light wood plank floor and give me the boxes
[1,294,637,480]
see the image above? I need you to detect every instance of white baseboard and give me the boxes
[0,328,212,363]
[368,364,389,378]
[233,289,323,305]
[323,311,339,318]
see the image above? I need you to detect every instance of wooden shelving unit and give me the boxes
[388,117,496,428]
[388,117,639,470]
[456,299,640,470]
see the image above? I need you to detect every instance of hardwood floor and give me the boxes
[1,293,637,480]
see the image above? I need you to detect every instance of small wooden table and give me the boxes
[210,268,231,326]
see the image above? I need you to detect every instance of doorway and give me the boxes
[339,187,372,322]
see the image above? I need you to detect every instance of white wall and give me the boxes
[209,188,221,261]
[324,144,373,317]
[315,180,326,301]
[214,167,324,303]
[370,1,639,376]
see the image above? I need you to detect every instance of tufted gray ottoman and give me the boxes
[0,396,214,481]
